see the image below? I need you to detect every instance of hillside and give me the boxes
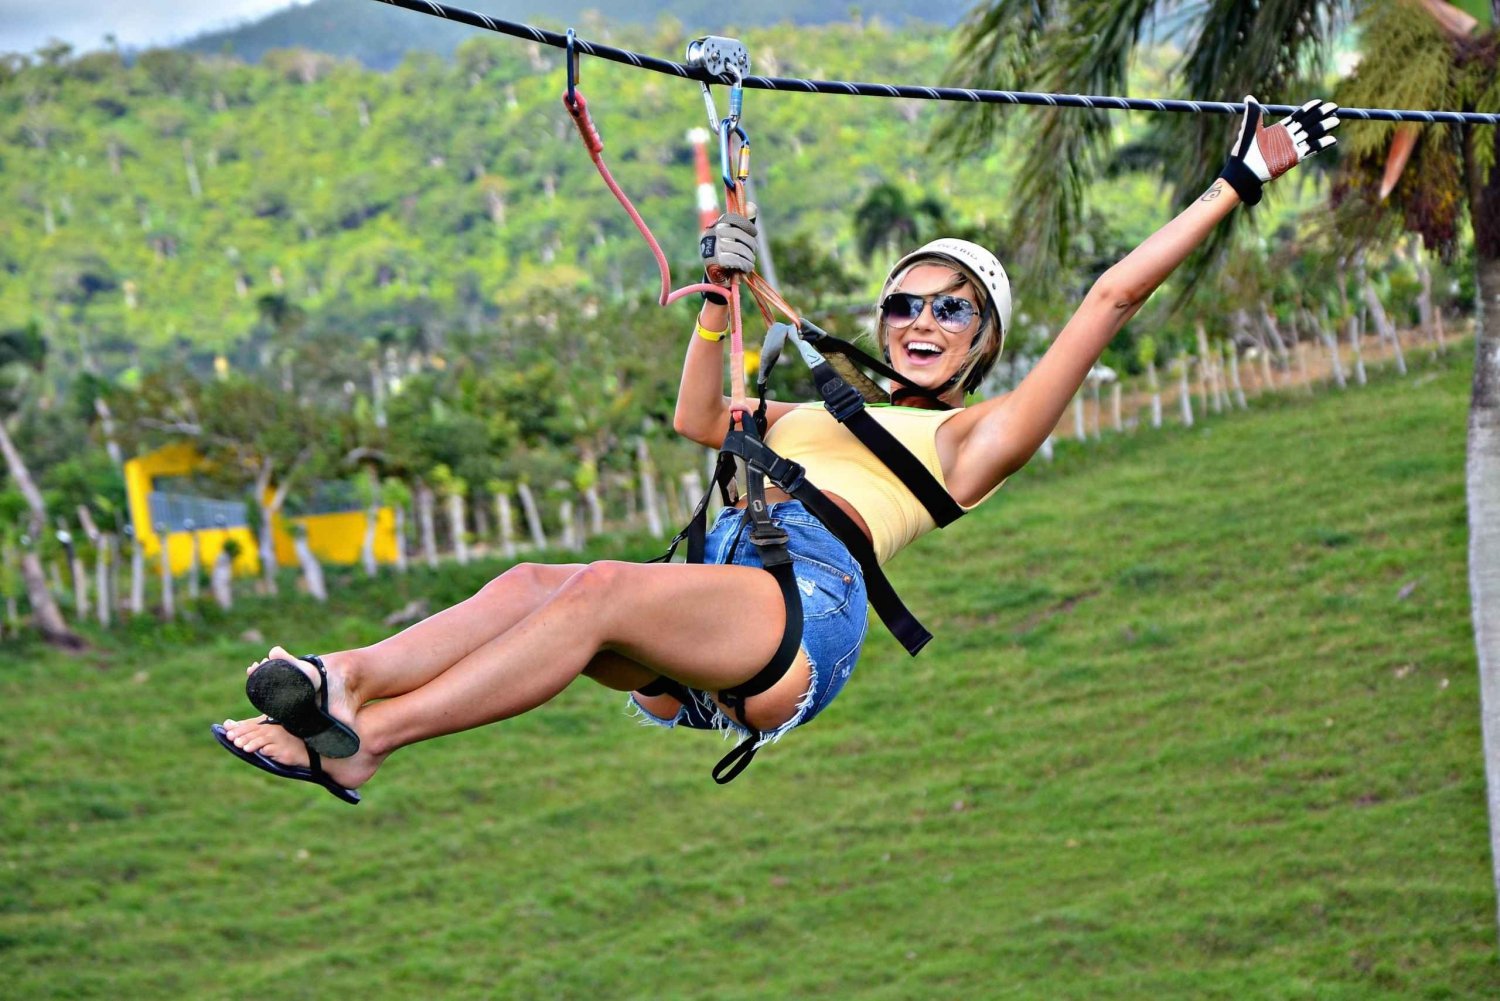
[2,348,1493,998]
[181,0,974,69]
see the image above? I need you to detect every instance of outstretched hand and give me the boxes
[1219,97,1340,205]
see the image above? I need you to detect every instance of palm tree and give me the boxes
[947,0,1500,932]
[853,181,950,263]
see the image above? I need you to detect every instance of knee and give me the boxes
[479,562,554,602]
[557,560,630,601]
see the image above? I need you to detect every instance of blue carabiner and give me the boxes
[565,28,579,108]
[718,118,748,189]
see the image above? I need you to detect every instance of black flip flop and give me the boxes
[245,653,360,759]
[210,723,361,805]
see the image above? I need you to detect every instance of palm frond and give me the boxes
[938,0,1349,288]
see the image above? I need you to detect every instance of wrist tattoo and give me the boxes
[1199,182,1223,203]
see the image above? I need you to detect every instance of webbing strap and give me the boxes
[712,732,761,784]
[797,321,950,407]
[719,431,933,656]
[809,362,964,528]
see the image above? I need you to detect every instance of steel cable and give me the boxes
[371,0,1500,125]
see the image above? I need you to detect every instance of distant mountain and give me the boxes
[182,0,972,70]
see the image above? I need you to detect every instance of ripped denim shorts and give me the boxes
[629,499,870,745]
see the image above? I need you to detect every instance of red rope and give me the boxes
[563,88,803,420]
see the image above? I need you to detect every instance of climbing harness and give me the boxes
[560,35,977,783]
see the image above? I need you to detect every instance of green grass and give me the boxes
[3,350,1496,999]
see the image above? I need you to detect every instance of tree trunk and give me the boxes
[583,484,605,537]
[1347,313,1368,386]
[211,549,234,611]
[417,482,439,568]
[558,499,579,552]
[1146,360,1162,429]
[1258,305,1291,387]
[1358,252,1406,375]
[1322,330,1347,390]
[130,535,145,614]
[1196,323,1219,415]
[516,482,548,550]
[1088,381,1102,439]
[1178,362,1194,427]
[447,492,469,565]
[21,549,80,646]
[1295,342,1313,395]
[182,138,202,198]
[69,549,89,620]
[360,465,379,578]
[496,492,517,559]
[1412,236,1441,351]
[158,535,175,621]
[293,534,327,602]
[254,467,280,596]
[473,495,490,547]
[1072,392,1087,442]
[636,439,664,538]
[186,529,201,602]
[393,506,408,572]
[1225,342,1247,410]
[1110,382,1123,433]
[93,397,124,466]
[0,419,79,646]
[360,503,379,578]
[95,534,113,627]
[1466,138,1500,946]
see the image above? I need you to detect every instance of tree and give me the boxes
[113,368,338,596]
[0,325,82,646]
[947,0,1500,937]
[853,181,950,263]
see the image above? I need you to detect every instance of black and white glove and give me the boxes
[699,208,758,304]
[1218,96,1340,205]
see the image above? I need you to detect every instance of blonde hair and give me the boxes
[875,255,1004,394]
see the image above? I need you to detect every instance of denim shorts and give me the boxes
[629,500,870,745]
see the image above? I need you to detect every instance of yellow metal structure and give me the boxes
[124,443,398,576]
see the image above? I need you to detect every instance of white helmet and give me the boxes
[881,238,1011,344]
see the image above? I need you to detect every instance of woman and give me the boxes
[215,97,1338,801]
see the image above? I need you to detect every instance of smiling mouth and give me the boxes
[902,340,945,365]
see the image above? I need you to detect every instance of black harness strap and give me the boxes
[809,362,964,528]
[719,422,934,656]
[653,321,970,782]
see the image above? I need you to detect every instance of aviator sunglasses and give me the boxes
[880,292,978,334]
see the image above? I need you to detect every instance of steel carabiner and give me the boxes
[718,118,749,190]
[565,28,580,109]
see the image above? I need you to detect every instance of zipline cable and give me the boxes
[370,0,1500,125]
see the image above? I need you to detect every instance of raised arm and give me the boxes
[672,210,799,446]
[941,98,1339,504]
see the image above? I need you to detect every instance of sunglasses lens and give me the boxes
[882,293,923,327]
[932,296,976,332]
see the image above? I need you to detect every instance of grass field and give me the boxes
[2,347,1496,999]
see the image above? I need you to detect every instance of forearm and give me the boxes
[976,180,1243,476]
[671,301,732,446]
[1099,178,1241,306]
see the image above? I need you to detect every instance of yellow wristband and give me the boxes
[695,320,728,343]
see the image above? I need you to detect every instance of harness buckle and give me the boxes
[819,376,866,423]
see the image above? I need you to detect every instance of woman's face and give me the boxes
[883,264,980,392]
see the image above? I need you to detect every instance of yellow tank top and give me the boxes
[764,403,1001,564]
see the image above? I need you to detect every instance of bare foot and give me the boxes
[222,714,383,789]
[246,646,361,738]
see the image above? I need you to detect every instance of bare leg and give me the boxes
[348,562,588,700]
[230,559,803,789]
